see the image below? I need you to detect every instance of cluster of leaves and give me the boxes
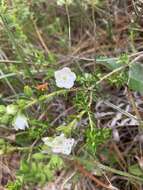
[0,104,18,125]
[97,53,143,94]
[6,177,23,190]
[6,154,63,189]
[75,72,101,110]
[85,127,111,155]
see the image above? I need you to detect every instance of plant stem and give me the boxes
[70,157,143,183]
[65,1,71,50]
[0,13,35,84]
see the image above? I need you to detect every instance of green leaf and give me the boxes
[96,57,119,70]
[128,63,143,94]
[16,132,32,146]
[0,114,12,125]
[32,153,46,160]
[129,164,143,177]
[24,85,33,97]
[0,105,6,114]
[96,54,129,70]
[6,104,18,115]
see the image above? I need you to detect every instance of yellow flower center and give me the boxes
[62,76,67,81]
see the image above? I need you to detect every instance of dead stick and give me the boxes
[73,160,113,190]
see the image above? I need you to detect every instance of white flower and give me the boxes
[6,104,18,115]
[42,134,75,155]
[54,67,76,89]
[13,114,29,130]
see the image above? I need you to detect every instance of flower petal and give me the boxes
[43,134,75,155]
[13,114,29,130]
[54,67,76,89]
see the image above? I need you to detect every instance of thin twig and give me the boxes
[33,20,50,55]
[0,70,17,95]
[60,171,76,190]
[74,160,113,190]
[127,88,143,129]
[104,100,138,121]
[65,1,71,50]
[0,60,21,63]
[51,106,75,125]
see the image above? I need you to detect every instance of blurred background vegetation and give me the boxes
[1,0,143,189]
